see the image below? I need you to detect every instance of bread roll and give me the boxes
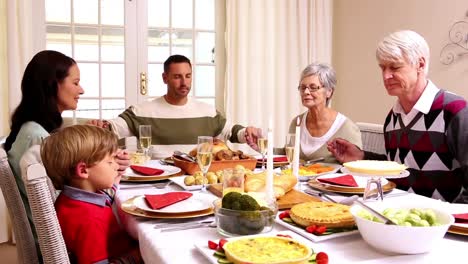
[245,172,297,199]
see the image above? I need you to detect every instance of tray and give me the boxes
[172,156,257,175]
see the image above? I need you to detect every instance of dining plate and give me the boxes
[121,196,214,219]
[194,230,314,264]
[315,173,389,189]
[274,214,359,242]
[122,160,182,182]
[170,175,213,191]
[341,167,410,179]
[308,177,397,194]
[297,163,343,181]
[447,203,468,236]
[133,192,214,214]
[255,155,289,167]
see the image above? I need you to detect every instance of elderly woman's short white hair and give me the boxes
[300,63,337,90]
[376,30,430,76]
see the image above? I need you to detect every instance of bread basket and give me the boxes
[172,156,257,175]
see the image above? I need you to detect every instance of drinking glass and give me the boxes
[197,136,213,192]
[285,133,295,169]
[139,125,152,160]
[257,128,268,171]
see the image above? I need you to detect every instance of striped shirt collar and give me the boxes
[62,185,108,207]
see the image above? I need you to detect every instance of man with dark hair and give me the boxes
[94,54,260,158]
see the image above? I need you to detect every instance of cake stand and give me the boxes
[341,167,410,200]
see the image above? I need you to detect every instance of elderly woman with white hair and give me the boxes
[328,30,468,203]
[286,62,362,164]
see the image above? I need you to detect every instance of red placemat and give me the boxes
[453,213,468,224]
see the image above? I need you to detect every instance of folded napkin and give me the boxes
[145,192,193,210]
[453,213,468,224]
[130,165,164,176]
[257,156,288,163]
[317,174,358,187]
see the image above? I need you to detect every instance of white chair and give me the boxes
[20,145,70,264]
[0,143,39,263]
[356,122,386,155]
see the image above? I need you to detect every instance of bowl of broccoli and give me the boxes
[214,192,277,237]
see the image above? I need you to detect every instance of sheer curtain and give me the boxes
[225,0,332,150]
[1,0,36,243]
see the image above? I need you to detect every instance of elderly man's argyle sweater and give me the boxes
[384,90,468,202]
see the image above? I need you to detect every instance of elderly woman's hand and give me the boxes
[245,126,261,151]
[327,138,364,163]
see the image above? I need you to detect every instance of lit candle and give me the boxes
[266,117,274,202]
[293,117,301,187]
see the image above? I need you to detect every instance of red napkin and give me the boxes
[130,165,164,176]
[144,192,193,210]
[257,156,289,162]
[317,174,358,187]
[453,213,468,224]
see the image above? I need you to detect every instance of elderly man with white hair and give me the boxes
[327,30,468,203]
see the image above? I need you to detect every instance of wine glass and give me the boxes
[257,129,268,171]
[139,125,152,160]
[285,133,295,169]
[196,136,213,192]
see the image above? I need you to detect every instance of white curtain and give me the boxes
[0,0,35,243]
[225,0,332,149]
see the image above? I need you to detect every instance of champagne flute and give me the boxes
[257,129,268,171]
[196,136,213,192]
[139,125,152,161]
[285,133,295,169]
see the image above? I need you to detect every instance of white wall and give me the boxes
[333,0,468,124]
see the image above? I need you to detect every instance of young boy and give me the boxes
[41,125,142,264]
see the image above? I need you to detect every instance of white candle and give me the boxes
[266,118,274,202]
[293,117,301,186]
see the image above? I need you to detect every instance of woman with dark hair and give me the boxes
[6,50,82,193]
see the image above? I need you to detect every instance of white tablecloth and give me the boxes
[115,183,468,264]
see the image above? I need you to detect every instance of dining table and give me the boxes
[115,170,468,264]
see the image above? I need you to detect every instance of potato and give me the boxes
[193,171,203,178]
[195,175,207,185]
[184,175,195,186]
[206,172,218,184]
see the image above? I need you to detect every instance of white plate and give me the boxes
[170,176,211,191]
[124,160,181,178]
[316,173,389,189]
[133,192,214,214]
[341,167,410,179]
[298,163,343,181]
[194,230,314,264]
[274,214,359,242]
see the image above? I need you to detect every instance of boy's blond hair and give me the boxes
[41,125,118,190]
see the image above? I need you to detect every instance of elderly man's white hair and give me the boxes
[376,30,430,76]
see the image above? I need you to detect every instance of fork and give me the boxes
[159,221,217,232]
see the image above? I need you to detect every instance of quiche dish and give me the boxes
[223,236,312,264]
[290,201,355,228]
[343,160,407,175]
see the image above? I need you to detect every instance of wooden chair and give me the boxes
[20,145,70,264]
[356,122,386,155]
[0,143,39,263]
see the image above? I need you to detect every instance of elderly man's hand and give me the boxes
[326,138,364,163]
[245,126,261,151]
[87,119,110,129]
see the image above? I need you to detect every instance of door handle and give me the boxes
[140,72,147,95]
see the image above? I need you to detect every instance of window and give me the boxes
[42,0,221,119]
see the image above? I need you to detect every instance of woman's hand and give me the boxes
[327,138,364,163]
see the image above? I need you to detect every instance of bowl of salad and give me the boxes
[350,203,454,254]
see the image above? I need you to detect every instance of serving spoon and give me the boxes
[173,150,196,162]
[354,200,397,225]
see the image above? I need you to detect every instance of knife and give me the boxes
[159,221,216,232]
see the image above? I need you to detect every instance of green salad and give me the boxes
[358,208,442,227]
